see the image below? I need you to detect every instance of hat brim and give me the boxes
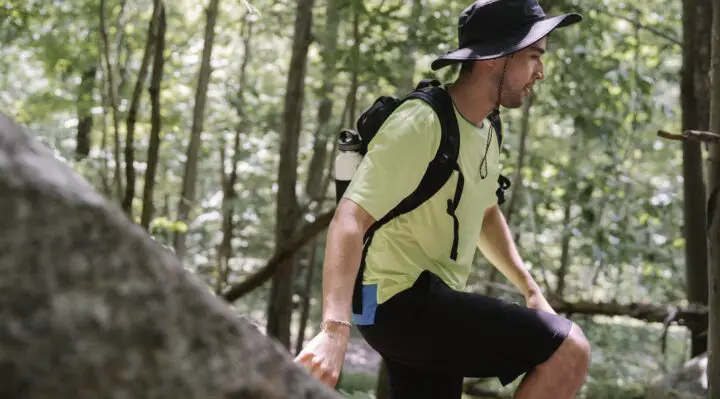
[430,13,583,71]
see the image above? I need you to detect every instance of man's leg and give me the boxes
[513,323,591,399]
[382,357,464,399]
[358,271,591,397]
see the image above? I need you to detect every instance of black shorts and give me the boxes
[356,270,573,399]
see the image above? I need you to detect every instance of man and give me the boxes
[295,1,590,398]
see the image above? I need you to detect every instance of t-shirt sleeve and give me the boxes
[343,99,441,220]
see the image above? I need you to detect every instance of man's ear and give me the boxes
[477,57,505,74]
[476,59,497,71]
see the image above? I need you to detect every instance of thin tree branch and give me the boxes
[658,129,720,143]
[590,7,681,46]
[222,210,335,302]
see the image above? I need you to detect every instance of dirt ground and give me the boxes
[343,337,382,374]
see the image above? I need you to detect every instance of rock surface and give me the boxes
[0,112,340,399]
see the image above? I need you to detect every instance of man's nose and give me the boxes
[536,62,545,80]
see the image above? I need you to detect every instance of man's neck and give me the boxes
[446,75,497,127]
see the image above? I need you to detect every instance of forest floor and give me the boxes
[344,337,382,374]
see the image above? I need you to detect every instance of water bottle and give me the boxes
[334,129,364,204]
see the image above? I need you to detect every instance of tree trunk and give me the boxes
[293,0,342,354]
[556,191,573,297]
[501,95,533,224]
[347,0,361,125]
[683,0,712,358]
[75,66,97,161]
[216,129,241,293]
[99,0,124,204]
[216,143,230,294]
[113,0,130,96]
[173,0,221,260]
[487,95,533,296]
[123,0,161,217]
[305,0,340,204]
[140,5,166,231]
[264,1,316,350]
[555,138,581,298]
[707,0,720,394]
[295,237,320,356]
[98,65,112,198]
[0,111,340,399]
[217,16,255,295]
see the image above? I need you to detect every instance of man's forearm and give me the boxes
[477,205,540,297]
[321,215,365,324]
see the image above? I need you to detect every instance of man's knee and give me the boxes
[568,324,591,367]
[540,323,591,375]
[559,323,591,373]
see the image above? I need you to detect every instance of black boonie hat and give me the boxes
[431,0,582,70]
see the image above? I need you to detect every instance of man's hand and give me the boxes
[525,288,557,315]
[294,327,350,388]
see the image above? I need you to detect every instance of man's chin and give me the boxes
[501,98,525,109]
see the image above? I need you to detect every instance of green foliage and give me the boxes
[150,216,188,234]
[337,370,378,397]
[0,0,697,395]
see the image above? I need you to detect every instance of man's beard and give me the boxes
[499,87,526,109]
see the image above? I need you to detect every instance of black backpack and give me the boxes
[335,79,510,315]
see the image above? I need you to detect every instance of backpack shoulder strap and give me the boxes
[367,84,459,235]
[410,86,464,261]
[352,83,462,315]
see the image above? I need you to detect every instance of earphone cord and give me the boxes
[479,58,509,179]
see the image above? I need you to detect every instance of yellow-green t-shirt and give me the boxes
[344,94,501,321]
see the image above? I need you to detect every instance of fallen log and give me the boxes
[0,112,338,398]
[550,299,708,327]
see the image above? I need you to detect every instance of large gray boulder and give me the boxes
[645,353,708,399]
[0,112,339,399]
